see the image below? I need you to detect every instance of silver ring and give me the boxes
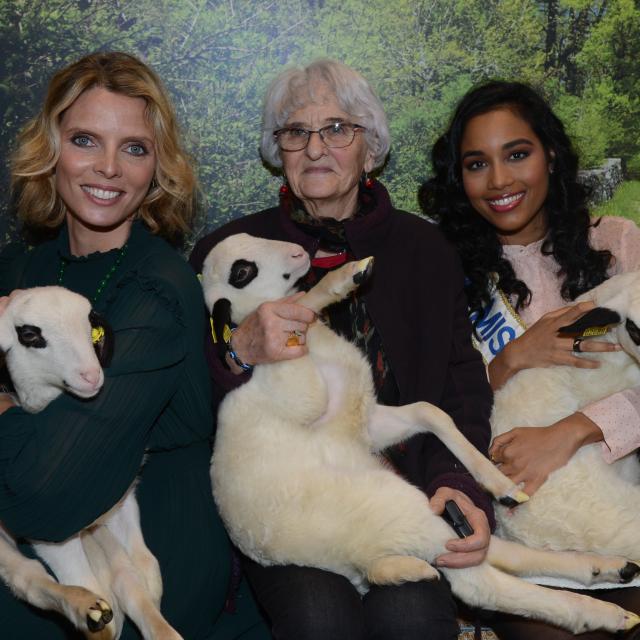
[572,337,583,353]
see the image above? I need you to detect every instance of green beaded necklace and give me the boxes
[57,243,128,304]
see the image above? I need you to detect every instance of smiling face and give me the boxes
[280,91,375,221]
[55,86,156,254]
[460,107,553,246]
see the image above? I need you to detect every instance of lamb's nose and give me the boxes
[80,368,102,388]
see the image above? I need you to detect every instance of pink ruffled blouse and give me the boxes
[501,216,640,462]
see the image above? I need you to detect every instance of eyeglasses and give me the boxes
[274,122,366,152]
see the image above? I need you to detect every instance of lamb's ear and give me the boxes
[558,307,621,336]
[211,298,232,359]
[89,310,115,368]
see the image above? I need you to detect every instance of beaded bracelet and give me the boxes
[226,327,253,372]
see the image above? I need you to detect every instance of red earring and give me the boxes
[364,174,374,188]
[279,177,289,195]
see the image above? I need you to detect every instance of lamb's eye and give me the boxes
[626,319,640,345]
[15,324,47,349]
[229,260,258,289]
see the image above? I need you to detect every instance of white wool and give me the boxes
[493,271,640,563]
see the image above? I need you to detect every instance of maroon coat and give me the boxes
[190,182,495,525]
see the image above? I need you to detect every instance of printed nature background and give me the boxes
[1,0,639,249]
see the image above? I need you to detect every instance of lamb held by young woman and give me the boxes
[0,286,182,640]
[491,270,640,564]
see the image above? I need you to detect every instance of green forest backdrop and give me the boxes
[1,0,639,249]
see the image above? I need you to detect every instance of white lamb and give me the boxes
[492,270,640,562]
[0,286,181,640]
[202,233,640,635]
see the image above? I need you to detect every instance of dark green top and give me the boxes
[0,222,268,640]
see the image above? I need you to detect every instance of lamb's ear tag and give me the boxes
[558,307,621,337]
[211,298,232,358]
[92,326,105,345]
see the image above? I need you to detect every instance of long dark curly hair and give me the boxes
[419,81,612,321]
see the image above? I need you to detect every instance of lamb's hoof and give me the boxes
[87,600,113,632]
[353,257,374,285]
[498,489,529,508]
[623,611,640,630]
[619,562,640,583]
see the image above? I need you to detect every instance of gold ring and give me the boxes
[286,331,301,347]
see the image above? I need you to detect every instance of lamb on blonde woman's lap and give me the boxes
[201,232,640,636]
[492,270,640,565]
[0,286,181,640]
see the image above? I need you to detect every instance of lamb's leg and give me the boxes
[368,403,528,505]
[298,257,374,313]
[367,555,440,585]
[444,563,640,634]
[27,533,116,638]
[104,491,162,608]
[487,537,640,585]
[84,525,183,640]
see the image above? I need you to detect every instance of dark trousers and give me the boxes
[243,558,459,640]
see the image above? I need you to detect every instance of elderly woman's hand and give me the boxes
[228,292,316,371]
[431,487,491,568]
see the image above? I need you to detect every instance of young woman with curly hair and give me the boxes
[420,80,640,640]
[0,51,268,640]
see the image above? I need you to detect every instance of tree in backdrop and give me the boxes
[1,0,638,248]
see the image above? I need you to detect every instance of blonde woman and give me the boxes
[0,52,268,640]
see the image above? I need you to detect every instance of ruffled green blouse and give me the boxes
[0,222,267,639]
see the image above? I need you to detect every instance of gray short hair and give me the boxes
[261,59,390,171]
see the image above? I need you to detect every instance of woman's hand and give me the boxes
[0,296,11,315]
[489,413,603,496]
[0,393,16,415]
[431,487,491,568]
[227,291,316,372]
[488,301,620,390]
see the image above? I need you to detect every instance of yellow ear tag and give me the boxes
[197,273,203,282]
[581,326,610,337]
[210,320,233,345]
[92,326,105,345]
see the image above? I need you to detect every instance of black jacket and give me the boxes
[190,182,495,525]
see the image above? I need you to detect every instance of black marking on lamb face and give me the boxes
[16,325,47,349]
[626,319,640,345]
[620,562,640,583]
[558,307,621,335]
[229,260,258,289]
[283,273,291,280]
[89,311,114,368]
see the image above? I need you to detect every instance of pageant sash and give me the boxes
[470,281,526,364]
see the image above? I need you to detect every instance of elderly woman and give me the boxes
[190,59,493,640]
[0,51,268,640]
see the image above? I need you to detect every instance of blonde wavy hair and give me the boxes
[11,51,195,243]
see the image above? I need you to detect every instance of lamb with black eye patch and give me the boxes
[491,270,640,573]
[0,286,183,640]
